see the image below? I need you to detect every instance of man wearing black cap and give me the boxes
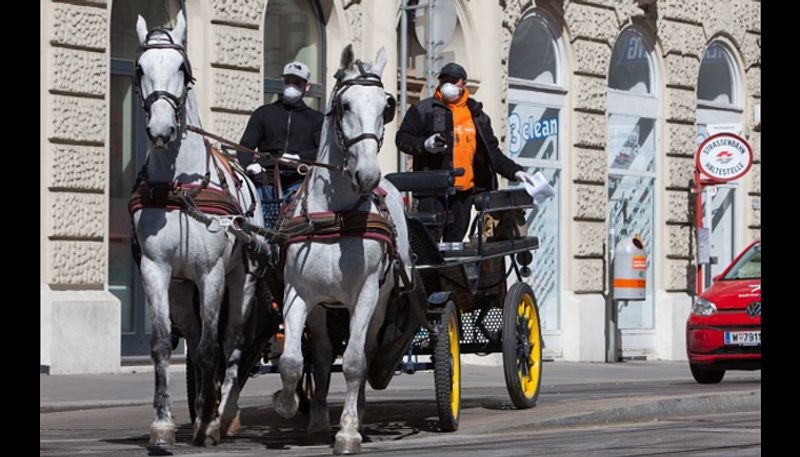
[396,62,537,242]
[239,61,324,226]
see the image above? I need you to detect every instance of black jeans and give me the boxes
[418,189,475,242]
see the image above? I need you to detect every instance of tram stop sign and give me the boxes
[695,132,753,183]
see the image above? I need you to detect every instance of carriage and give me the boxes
[213,166,545,432]
[130,16,545,449]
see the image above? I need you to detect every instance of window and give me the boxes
[263,0,325,109]
[607,27,657,330]
[109,0,184,355]
[695,42,743,284]
[507,11,564,331]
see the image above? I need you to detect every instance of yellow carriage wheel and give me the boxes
[502,283,542,409]
[434,300,461,431]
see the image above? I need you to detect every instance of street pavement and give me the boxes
[41,360,760,437]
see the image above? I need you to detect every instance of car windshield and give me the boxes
[723,243,761,280]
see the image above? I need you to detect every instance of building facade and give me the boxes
[41,0,761,374]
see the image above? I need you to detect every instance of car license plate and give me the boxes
[724,331,761,346]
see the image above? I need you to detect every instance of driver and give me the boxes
[238,61,324,226]
[395,62,537,242]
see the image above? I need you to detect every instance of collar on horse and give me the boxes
[128,140,256,222]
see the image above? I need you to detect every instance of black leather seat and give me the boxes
[440,236,540,258]
[385,170,454,193]
[473,188,534,211]
[406,215,444,265]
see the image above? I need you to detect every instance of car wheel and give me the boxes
[690,363,725,384]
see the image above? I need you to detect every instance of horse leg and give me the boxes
[140,258,177,446]
[168,280,201,424]
[306,306,333,444]
[334,287,380,455]
[192,265,227,446]
[273,284,308,418]
[218,264,255,437]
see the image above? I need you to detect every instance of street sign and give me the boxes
[414,0,458,48]
[695,132,753,183]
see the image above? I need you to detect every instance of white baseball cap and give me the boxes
[282,61,311,82]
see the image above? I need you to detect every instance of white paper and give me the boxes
[522,171,556,203]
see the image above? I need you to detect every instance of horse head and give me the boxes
[135,10,193,148]
[330,44,395,194]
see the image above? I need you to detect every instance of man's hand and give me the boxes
[246,163,266,176]
[515,170,536,186]
[424,133,446,153]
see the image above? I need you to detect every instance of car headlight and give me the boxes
[692,297,718,316]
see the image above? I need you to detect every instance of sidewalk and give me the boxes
[40,360,761,426]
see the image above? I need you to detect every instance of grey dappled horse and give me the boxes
[131,11,263,447]
[273,44,413,455]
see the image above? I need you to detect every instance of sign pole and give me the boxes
[694,169,705,295]
[693,132,754,296]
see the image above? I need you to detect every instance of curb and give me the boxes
[469,390,761,435]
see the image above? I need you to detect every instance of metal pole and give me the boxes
[694,171,704,295]
[606,228,617,363]
[704,186,713,287]
[426,0,434,97]
[400,0,408,174]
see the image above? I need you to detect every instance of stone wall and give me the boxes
[209,0,264,143]
[44,0,109,289]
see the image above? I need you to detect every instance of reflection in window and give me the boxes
[509,13,559,84]
[524,168,560,331]
[608,175,655,329]
[608,29,652,95]
[263,0,324,106]
[111,1,182,61]
[698,43,736,105]
[607,115,655,172]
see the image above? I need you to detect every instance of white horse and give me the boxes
[273,44,412,455]
[131,11,263,447]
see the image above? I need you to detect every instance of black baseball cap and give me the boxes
[437,62,467,80]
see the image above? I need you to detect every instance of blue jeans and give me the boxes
[258,181,301,228]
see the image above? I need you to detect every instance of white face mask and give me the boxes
[283,84,303,104]
[440,83,462,103]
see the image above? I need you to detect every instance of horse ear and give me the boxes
[136,15,148,46]
[340,44,355,70]
[372,47,387,77]
[170,9,187,45]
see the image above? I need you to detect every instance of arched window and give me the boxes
[607,27,657,331]
[507,10,564,332]
[695,42,744,284]
[109,0,185,356]
[263,0,325,109]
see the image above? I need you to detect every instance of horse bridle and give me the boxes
[134,28,195,125]
[328,60,397,174]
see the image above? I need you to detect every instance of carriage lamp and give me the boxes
[517,251,533,277]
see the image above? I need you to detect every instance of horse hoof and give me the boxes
[222,410,241,437]
[149,423,176,446]
[205,418,221,446]
[272,390,299,418]
[192,418,221,446]
[333,436,361,455]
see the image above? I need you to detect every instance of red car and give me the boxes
[686,240,761,384]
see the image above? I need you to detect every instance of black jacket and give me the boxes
[239,97,324,186]
[395,97,523,192]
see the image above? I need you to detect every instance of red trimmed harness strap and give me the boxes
[129,181,242,216]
